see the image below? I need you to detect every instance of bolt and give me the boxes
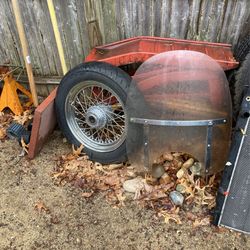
[225,161,232,166]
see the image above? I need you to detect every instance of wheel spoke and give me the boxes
[66,81,126,151]
[75,96,87,113]
[71,102,86,117]
[106,110,125,122]
[104,127,117,137]
[105,112,125,130]
[102,93,113,104]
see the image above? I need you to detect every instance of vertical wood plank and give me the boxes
[37,0,61,75]
[101,0,118,43]
[0,0,22,66]
[84,0,103,48]
[74,0,90,59]
[160,0,172,37]
[170,0,190,38]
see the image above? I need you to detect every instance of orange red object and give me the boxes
[85,36,238,71]
[29,36,239,159]
[0,73,33,115]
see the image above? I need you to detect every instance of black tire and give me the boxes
[55,61,132,164]
[235,35,250,63]
[234,52,250,118]
[228,36,250,120]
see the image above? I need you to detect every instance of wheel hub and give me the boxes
[85,105,111,129]
[65,81,127,153]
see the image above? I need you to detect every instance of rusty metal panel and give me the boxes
[28,88,57,159]
[85,36,238,71]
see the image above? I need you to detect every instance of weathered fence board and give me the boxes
[0,0,250,77]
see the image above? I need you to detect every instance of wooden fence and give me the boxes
[1,0,250,78]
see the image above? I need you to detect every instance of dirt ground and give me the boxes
[0,130,250,250]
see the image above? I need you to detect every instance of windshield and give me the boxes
[126,50,232,175]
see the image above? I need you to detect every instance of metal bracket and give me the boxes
[205,125,213,180]
[130,118,227,127]
[143,124,150,169]
[130,117,227,175]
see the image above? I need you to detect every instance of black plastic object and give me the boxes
[7,123,31,145]
[213,86,250,233]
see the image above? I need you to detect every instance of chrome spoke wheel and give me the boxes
[65,81,126,152]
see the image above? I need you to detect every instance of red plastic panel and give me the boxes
[28,88,57,159]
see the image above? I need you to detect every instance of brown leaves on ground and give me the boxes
[34,200,50,213]
[0,111,13,140]
[13,110,33,125]
[52,147,128,207]
[0,127,6,140]
[158,206,182,224]
[72,144,84,157]
[53,148,221,226]
[193,216,211,228]
[21,138,29,153]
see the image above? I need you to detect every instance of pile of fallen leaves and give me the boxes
[52,145,128,204]
[52,146,221,227]
[0,111,13,139]
[0,110,33,140]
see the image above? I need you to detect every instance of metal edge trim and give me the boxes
[130,118,227,126]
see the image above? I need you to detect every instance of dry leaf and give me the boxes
[126,170,136,178]
[21,137,29,153]
[52,172,66,180]
[145,173,157,185]
[208,175,216,187]
[159,207,182,224]
[159,173,172,185]
[95,163,108,174]
[162,153,174,161]
[13,110,33,125]
[0,128,6,139]
[108,163,123,170]
[116,190,126,206]
[186,172,195,184]
[193,217,211,227]
[82,191,94,198]
[72,144,84,156]
[64,160,81,171]
[34,200,50,213]
[186,212,197,221]
[162,213,181,224]
[178,178,195,200]
[104,175,120,187]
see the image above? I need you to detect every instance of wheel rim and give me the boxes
[65,81,126,152]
